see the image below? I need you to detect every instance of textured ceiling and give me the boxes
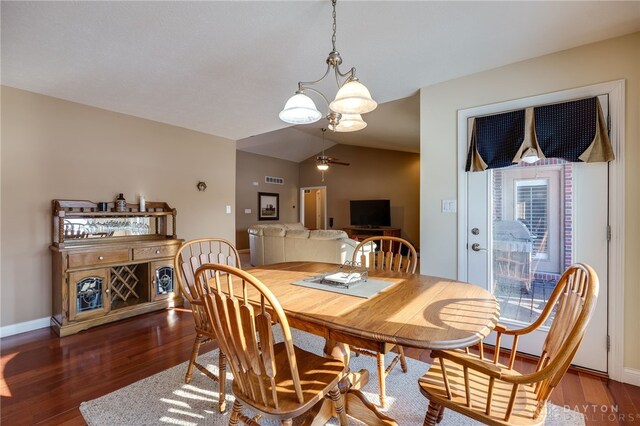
[237,94,419,161]
[2,1,639,160]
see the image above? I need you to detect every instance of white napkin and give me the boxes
[324,272,362,284]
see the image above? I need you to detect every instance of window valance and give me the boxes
[465,97,614,172]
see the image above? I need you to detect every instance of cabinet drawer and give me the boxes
[133,245,177,261]
[68,249,130,268]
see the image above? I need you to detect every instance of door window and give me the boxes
[492,160,570,325]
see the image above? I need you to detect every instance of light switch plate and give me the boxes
[244,208,252,214]
[441,199,457,213]
[225,205,232,214]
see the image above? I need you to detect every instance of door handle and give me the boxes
[471,243,487,252]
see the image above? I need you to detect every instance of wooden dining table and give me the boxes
[243,261,500,425]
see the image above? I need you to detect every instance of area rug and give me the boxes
[80,329,584,425]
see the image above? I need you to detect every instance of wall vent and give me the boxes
[265,176,284,185]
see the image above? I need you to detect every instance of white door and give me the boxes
[466,160,608,372]
[462,96,611,373]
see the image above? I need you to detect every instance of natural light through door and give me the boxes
[468,158,608,373]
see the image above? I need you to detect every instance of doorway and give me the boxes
[457,82,625,375]
[300,186,327,230]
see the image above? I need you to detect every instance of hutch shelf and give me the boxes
[50,199,183,337]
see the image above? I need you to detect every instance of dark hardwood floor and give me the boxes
[1,308,638,425]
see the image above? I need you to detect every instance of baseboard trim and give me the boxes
[623,368,640,387]
[0,317,50,338]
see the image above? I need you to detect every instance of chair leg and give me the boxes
[436,405,445,423]
[377,352,386,407]
[185,334,204,384]
[398,346,408,373]
[218,352,227,413]
[329,386,348,426]
[228,400,243,426]
[423,400,442,426]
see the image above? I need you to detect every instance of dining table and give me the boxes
[242,261,500,426]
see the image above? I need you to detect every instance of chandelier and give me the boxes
[278,0,377,132]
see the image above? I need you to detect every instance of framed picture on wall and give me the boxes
[258,192,279,221]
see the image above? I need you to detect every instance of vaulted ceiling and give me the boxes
[3,1,639,161]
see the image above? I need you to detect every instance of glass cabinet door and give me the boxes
[68,269,110,320]
[151,261,175,301]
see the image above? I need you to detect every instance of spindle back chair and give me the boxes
[419,263,599,425]
[197,263,348,425]
[352,236,418,274]
[174,238,241,412]
[350,236,417,406]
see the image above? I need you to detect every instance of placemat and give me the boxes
[291,277,397,298]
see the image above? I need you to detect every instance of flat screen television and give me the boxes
[350,199,391,228]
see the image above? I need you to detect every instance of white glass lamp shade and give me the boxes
[329,80,377,115]
[328,114,367,132]
[317,162,329,171]
[279,93,322,124]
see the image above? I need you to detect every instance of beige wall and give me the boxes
[235,151,299,249]
[420,33,640,369]
[0,86,237,328]
[299,144,420,249]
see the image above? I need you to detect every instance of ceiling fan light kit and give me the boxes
[279,0,376,132]
[316,128,350,176]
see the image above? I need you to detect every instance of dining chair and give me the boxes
[197,263,349,426]
[351,236,418,407]
[174,238,241,413]
[418,263,599,426]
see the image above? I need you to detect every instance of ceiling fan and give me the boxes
[316,128,350,171]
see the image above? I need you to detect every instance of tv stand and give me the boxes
[343,226,401,241]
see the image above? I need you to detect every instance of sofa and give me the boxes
[248,223,361,266]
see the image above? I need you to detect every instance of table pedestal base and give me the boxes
[319,338,397,425]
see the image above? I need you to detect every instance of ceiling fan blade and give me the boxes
[328,160,350,166]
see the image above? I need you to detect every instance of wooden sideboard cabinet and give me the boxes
[50,199,184,337]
